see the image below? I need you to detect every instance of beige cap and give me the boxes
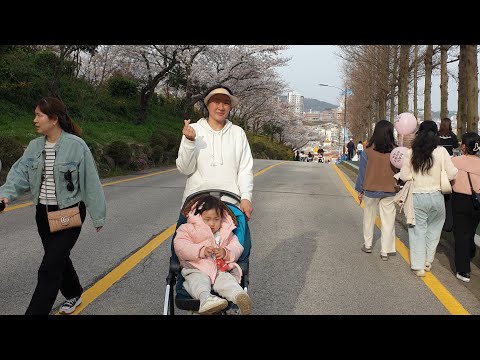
[204,87,239,108]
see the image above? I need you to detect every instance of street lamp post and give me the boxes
[319,83,348,157]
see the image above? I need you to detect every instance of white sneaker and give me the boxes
[198,295,228,315]
[424,262,432,272]
[234,291,252,315]
[59,296,82,314]
[413,269,425,277]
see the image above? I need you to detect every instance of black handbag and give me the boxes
[467,172,480,210]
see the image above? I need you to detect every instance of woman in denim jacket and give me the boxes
[0,97,106,315]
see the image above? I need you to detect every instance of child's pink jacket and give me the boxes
[174,211,244,284]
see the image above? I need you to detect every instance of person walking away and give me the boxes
[399,120,457,277]
[356,141,364,158]
[347,139,355,160]
[0,96,106,315]
[451,132,480,282]
[438,117,459,156]
[355,120,398,261]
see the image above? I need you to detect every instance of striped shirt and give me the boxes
[39,141,57,205]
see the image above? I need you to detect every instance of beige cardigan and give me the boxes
[399,146,458,192]
[393,175,415,226]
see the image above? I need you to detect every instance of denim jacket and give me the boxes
[0,131,106,227]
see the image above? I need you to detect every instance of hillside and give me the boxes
[279,95,338,112]
[303,98,338,112]
[0,48,293,181]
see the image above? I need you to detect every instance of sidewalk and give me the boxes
[337,160,480,302]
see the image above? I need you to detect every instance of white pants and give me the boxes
[363,196,396,255]
[181,268,243,302]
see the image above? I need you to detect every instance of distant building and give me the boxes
[288,91,304,115]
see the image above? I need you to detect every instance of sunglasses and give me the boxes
[64,170,74,191]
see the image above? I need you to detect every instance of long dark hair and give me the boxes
[411,120,439,173]
[34,97,82,137]
[438,117,452,136]
[462,132,480,155]
[366,120,397,153]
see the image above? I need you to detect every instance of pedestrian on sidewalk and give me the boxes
[399,120,457,277]
[451,132,480,283]
[355,120,398,261]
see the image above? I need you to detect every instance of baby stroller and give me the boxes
[163,189,251,315]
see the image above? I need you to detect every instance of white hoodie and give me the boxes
[176,118,254,204]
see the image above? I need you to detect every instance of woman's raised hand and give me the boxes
[182,119,196,141]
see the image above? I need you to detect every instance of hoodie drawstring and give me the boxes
[210,131,224,167]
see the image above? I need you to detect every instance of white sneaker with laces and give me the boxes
[59,296,82,314]
[198,295,228,315]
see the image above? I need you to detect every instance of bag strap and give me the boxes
[467,172,476,193]
[441,147,445,173]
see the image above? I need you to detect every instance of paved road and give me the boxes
[1,159,479,315]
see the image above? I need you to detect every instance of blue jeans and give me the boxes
[407,192,445,270]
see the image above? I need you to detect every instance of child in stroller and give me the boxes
[163,189,251,315]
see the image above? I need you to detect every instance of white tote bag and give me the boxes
[440,149,452,194]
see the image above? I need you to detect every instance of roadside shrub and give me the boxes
[107,76,138,98]
[151,145,164,164]
[105,140,131,167]
[0,136,24,170]
[150,131,168,149]
[251,142,266,153]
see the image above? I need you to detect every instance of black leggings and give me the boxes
[25,202,86,315]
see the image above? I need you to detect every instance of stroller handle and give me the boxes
[182,189,241,212]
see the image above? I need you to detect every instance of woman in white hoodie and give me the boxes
[176,85,254,220]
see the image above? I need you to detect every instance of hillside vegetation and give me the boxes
[0,47,292,181]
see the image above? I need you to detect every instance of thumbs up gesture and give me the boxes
[182,119,196,141]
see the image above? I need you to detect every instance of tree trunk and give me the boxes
[377,45,388,120]
[440,45,449,119]
[458,46,468,137]
[397,45,410,114]
[389,46,398,122]
[137,50,179,124]
[424,45,433,120]
[138,84,155,125]
[466,45,479,133]
[413,45,418,118]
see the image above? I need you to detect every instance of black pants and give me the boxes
[25,202,86,315]
[452,192,480,273]
[348,149,354,160]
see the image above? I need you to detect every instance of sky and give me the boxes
[276,45,460,112]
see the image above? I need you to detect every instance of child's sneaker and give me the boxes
[198,295,228,315]
[234,291,252,315]
[59,296,82,314]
